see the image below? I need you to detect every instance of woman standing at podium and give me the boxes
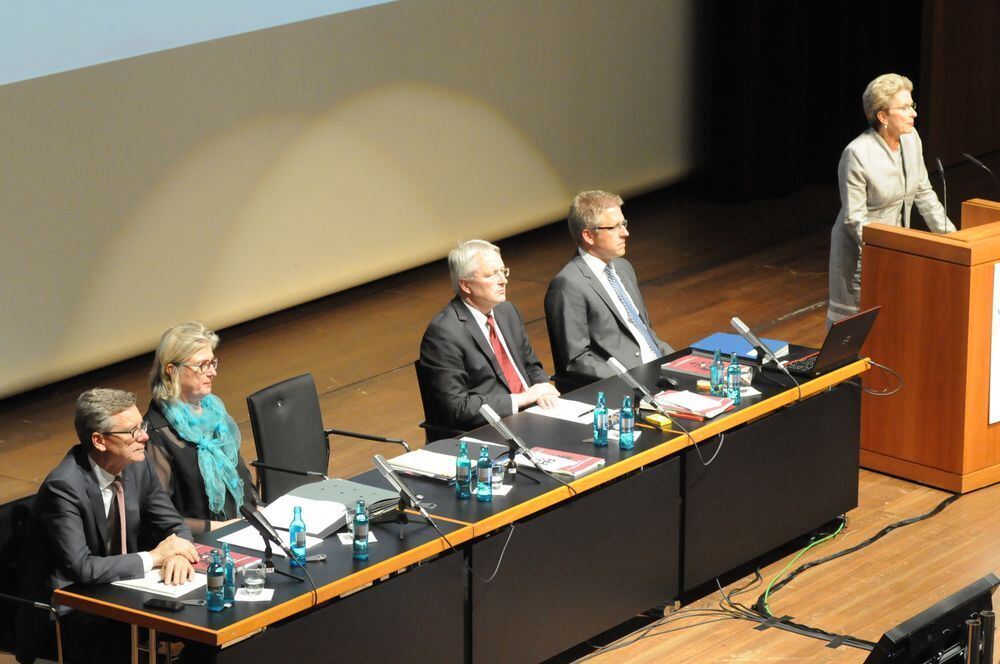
[828,73,955,325]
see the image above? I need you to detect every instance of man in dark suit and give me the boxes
[544,191,673,392]
[16,388,198,664]
[419,240,559,432]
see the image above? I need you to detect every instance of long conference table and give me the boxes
[55,350,869,663]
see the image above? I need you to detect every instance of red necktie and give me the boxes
[112,477,127,555]
[487,314,526,394]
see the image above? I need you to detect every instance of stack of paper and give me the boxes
[387,449,457,481]
[653,390,733,419]
[261,494,348,538]
[112,570,206,598]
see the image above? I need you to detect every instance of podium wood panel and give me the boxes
[860,200,1000,492]
[963,198,1000,229]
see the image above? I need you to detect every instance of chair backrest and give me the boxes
[413,360,464,442]
[246,373,330,503]
[0,494,35,653]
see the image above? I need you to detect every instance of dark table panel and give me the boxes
[468,455,681,664]
[187,550,465,664]
[682,381,861,590]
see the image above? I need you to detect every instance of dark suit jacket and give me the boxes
[16,444,190,663]
[544,253,672,390]
[419,297,549,432]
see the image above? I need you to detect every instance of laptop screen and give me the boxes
[813,306,881,373]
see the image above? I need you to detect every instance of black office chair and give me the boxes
[0,495,63,664]
[246,373,410,503]
[413,359,465,443]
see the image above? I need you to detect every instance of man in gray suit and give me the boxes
[16,388,198,664]
[544,191,672,392]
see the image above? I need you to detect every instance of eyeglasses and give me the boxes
[888,102,916,113]
[179,358,219,374]
[105,420,149,440]
[476,267,510,281]
[593,219,629,232]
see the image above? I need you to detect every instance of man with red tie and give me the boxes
[419,240,559,432]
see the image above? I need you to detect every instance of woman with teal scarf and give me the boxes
[145,321,259,535]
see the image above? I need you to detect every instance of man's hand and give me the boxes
[159,555,195,586]
[150,533,198,568]
[515,382,560,409]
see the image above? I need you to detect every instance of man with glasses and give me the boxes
[544,190,673,392]
[17,388,197,664]
[419,239,559,432]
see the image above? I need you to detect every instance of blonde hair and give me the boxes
[149,321,219,402]
[567,190,624,244]
[862,73,913,128]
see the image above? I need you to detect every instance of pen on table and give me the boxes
[578,407,595,418]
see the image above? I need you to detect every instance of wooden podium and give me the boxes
[860,198,1000,492]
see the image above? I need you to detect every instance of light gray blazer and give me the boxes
[544,253,671,390]
[828,128,954,322]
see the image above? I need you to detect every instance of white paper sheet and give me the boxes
[112,570,206,598]
[261,494,347,537]
[218,526,323,557]
[526,397,596,424]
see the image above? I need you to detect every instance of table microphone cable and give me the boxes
[861,359,903,396]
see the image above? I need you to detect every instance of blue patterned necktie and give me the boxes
[604,263,661,357]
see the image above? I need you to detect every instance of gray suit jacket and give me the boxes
[419,297,549,432]
[828,128,954,322]
[544,254,671,389]
[16,444,190,662]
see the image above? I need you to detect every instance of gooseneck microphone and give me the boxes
[605,357,668,416]
[729,317,781,368]
[372,454,432,522]
[936,157,948,221]
[479,404,536,463]
[239,505,297,559]
[478,403,576,493]
[730,317,801,399]
[239,505,308,584]
[962,152,1000,198]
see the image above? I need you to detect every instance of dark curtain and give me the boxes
[706,0,922,202]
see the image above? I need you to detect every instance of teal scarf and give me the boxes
[160,394,244,515]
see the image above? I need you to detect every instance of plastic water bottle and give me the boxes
[289,505,307,567]
[593,391,609,447]
[619,395,635,450]
[710,349,725,396]
[726,352,743,405]
[455,441,472,499]
[476,447,493,502]
[206,549,225,612]
[221,543,236,606]
[352,499,369,561]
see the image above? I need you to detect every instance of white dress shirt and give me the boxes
[88,456,153,571]
[463,300,530,413]
[578,249,659,363]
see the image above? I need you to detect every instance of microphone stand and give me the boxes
[261,538,304,583]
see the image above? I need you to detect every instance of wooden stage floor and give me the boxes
[2,178,999,663]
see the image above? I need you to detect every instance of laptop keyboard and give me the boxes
[785,355,818,376]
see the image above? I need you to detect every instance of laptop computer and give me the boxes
[783,306,880,377]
